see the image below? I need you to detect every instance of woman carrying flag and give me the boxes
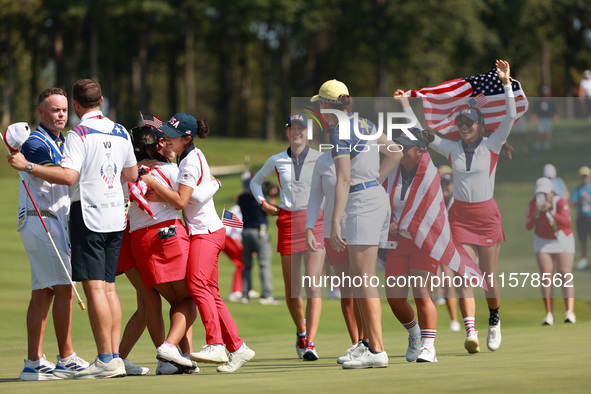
[403,60,518,353]
[250,114,325,361]
[140,113,254,373]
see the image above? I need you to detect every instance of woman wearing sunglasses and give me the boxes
[396,59,516,354]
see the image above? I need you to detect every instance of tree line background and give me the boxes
[1,0,591,140]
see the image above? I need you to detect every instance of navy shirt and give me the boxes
[21,124,65,165]
[238,192,268,229]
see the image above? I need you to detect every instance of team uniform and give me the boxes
[428,85,516,246]
[176,145,244,353]
[330,114,390,246]
[126,163,209,290]
[306,151,348,265]
[251,146,324,255]
[383,162,440,277]
[525,197,575,254]
[18,125,71,289]
[61,111,136,282]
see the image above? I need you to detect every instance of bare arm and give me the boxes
[8,152,78,185]
[121,166,138,183]
[330,155,350,251]
[141,172,193,210]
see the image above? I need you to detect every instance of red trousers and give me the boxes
[222,236,244,293]
[187,228,243,352]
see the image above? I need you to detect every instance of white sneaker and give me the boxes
[337,342,365,364]
[74,357,126,379]
[157,344,195,372]
[123,358,149,376]
[565,311,577,323]
[450,321,461,332]
[216,343,255,372]
[576,258,588,270]
[406,335,421,362]
[434,297,446,306]
[464,331,480,354]
[542,312,554,326]
[487,323,501,351]
[303,343,319,361]
[342,349,388,369]
[259,297,280,305]
[416,345,438,363]
[296,335,307,359]
[228,291,243,303]
[53,352,90,379]
[248,290,260,299]
[190,344,229,365]
[19,355,61,381]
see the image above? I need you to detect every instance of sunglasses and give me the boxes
[455,118,476,128]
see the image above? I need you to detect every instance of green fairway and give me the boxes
[1,121,591,393]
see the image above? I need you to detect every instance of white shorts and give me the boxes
[19,218,72,290]
[344,186,390,245]
[534,233,575,254]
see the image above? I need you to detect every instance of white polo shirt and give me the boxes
[176,146,222,235]
[251,146,321,211]
[61,110,136,232]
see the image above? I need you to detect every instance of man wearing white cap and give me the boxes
[5,88,89,380]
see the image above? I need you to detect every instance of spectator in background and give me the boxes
[222,202,245,303]
[526,178,576,325]
[237,171,278,305]
[571,166,591,270]
[578,70,591,122]
[543,164,569,201]
[532,86,557,151]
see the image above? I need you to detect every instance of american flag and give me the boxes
[383,153,486,289]
[222,209,243,229]
[142,113,163,130]
[128,166,155,219]
[407,68,528,140]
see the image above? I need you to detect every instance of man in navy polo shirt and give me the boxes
[16,88,89,380]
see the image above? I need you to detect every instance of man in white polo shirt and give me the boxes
[9,79,138,379]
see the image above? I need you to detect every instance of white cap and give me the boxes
[3,122,31,153]
[543,164,556,179]
[535,177,553,195]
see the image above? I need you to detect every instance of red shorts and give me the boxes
[276,209,324,256]
[325,238,348,266]
[131,219,190,289]
[116,225,135,275]
[448,198,505,246]
[385,236,439,276]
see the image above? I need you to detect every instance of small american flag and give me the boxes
[407,68,528,140]
[222,209,243,228]
[142,114,163,130]
[383,153,486,289]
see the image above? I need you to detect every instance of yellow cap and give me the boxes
[311,79,349,103]
[579,166,591,176]
[439,165,453,175]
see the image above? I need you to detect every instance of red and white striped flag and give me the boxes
[128,166,155,219]
[383,153,486,289]
[222,209,243,229]
[407,68,528,140]
[141,113,163,130]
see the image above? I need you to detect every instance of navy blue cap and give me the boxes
[455,107,483,123]
[161,113,199,138]
[285,114,307,129]
[393,127,428,148]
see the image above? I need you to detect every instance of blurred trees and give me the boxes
[1,0,590,139]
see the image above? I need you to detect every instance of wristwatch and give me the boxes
[25,162,34,174]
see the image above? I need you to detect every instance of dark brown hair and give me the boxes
[131,126,170,163]
[73,79,102,108]
[38,87,67,107]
